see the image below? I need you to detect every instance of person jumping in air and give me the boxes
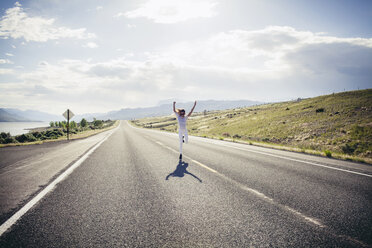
[173,101,197,160]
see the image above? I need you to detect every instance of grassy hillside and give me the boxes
[131,89,372,164]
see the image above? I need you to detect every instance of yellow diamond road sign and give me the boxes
[62,109,74,120]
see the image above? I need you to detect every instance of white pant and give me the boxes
[179,128,188,154]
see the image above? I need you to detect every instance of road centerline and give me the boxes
[151,137,370,246]
[152,138,326,229]
[128,122,371,178]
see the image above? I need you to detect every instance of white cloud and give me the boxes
[0,2,96,42]
[2,58,185,112]
[119,26,371,100]
[0,68,14,74]
[0,59,13,64]
[127,24,136,28]
[2,26,371,113]
[5,53,14,57]
[96,6,103,11]
[114,12,125,18]
[83,42,98,48]
[151,26,372,78]
[38,61,49,66]
[124,0,218,23]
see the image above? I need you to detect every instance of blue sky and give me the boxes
[0,0,371,114]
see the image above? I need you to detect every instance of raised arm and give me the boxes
[187,101,197,117]
[173,101,177,113]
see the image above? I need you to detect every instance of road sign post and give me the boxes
[62,109,75,140]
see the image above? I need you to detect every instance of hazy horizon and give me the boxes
[1,0,371,115]
[2,98,263,116]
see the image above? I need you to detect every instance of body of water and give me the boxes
[0,122,50,136]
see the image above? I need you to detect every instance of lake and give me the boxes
[0,122,50,136]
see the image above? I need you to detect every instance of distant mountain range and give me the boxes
[75,100,262,121]
[0,100,262,122]
[0,108,64,122]
[0,109,30,122]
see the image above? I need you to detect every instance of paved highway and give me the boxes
[0,121,371,247]
[0,130,115,225]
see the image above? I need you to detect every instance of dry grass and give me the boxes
[132,89,372,164]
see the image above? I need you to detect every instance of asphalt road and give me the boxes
[0,121,371,247]
[0,130,115,225]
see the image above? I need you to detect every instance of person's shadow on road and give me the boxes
[166,160,202,183]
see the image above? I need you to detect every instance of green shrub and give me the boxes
[93,120,103,128]
[0,132,10,139]
[69,121,77,129]
[324,150,332,157]
[80,118,87,128]
[4,136,17,144]
[342,143,356,154]
[56,129,64,136]
[32,131,43,139]
[15,133,37,143]
[0,132,13,143]
[44,129,63,138]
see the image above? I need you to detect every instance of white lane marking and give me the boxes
[240,186,274,203]
[137,126,369,245]
[128,122,372,178]
[156,141,217,173]
[154,139,325,229]
[190,159,217,173]
[284,206,325,227]
[215,142,372,178]
[155,141,216,173]
[0,126,118,236]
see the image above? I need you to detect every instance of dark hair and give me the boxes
[176,108,185,114]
